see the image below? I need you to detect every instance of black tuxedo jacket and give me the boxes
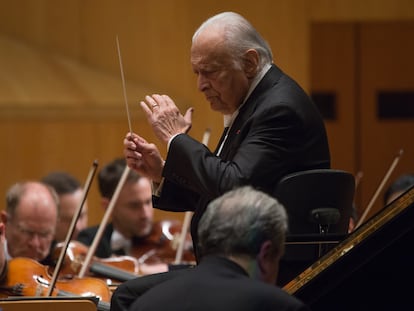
[155,64,330,259]
[129,255,310,311]
[77,223,114,258]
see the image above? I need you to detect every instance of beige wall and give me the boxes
[0,0,413,226]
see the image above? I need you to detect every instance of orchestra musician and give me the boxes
[41,171,89,242]
[77,157,194,275]
[129,186,310,311]
[0,180,113,307]
[383,173,414,206]
[1,181,59,266]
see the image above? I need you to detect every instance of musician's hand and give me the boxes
[140,94,193,144]
[124,133,165,183]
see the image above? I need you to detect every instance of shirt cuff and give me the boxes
[167,133,181,151]
[152,177,165,196]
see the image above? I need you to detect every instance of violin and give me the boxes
[0,162,111,310]
[50,220,195,281]
[73,162,195,279]
[0,257,111,311]
[50,241,139,283]
[129,219,196,272]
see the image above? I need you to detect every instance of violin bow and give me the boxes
[354,171,363,192]
[78,35,133,278]
[355,149,404,229]
[47,160,99,296]
[174,128,211,264]
[78,166,130,278]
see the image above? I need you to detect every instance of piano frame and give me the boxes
[283,185,414,310]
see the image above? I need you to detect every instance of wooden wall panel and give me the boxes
[311,21,414,224]
[309,0,414,21]
[310,23,357,173]
[1,0,414,229]
[0,0,309,227]
[359,22,414,219]
[0,115,182,225]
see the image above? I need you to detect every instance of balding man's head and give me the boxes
[2,181,59,261]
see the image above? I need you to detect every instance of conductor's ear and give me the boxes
[243,49,259,79]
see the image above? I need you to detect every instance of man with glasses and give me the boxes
[1,181,59,265]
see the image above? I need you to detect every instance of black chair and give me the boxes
[275,169,355,286]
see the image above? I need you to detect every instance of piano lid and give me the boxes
[283,185,414,310]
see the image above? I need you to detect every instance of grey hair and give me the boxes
[197,186,288,258]
[5,181,60,218]
[192,11,273,71]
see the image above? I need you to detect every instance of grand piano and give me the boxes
[283,185,414,310]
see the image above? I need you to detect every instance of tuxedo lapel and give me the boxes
[214,126,229,156]
[214,65,283,159]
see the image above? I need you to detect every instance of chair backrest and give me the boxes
[276,169,355,236]
[275,169,356,286]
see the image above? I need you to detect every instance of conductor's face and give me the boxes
[191,28,251,115]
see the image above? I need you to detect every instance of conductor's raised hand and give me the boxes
[140,94,194,144]
[124,132,165,183]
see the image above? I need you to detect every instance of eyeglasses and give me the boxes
[12,221,54,241]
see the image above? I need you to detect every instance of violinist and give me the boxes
[77,157,182,274]
[41,171,89,242]
[383,173,414,206]
[0,181,59,265]
[0,180,113,309]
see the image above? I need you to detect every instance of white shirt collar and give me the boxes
[4,240,11,261]
[223,63,272,128]
[111,229,131,253]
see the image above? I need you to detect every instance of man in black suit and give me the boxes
[113,11,329,310]
[128,186,310,311]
